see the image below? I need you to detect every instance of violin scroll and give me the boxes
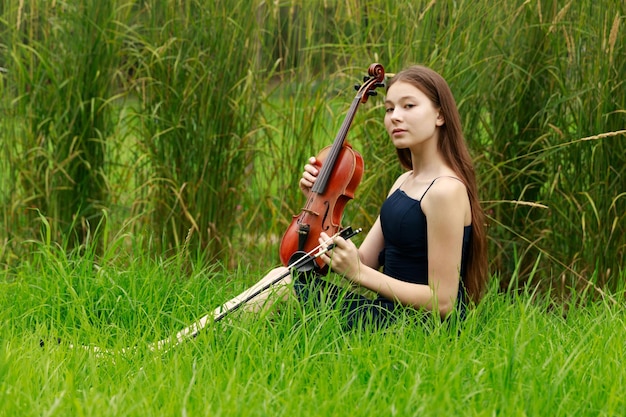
[353,63,386,103]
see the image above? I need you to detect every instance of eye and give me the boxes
[404,103,415,109]
[385,107,394,113]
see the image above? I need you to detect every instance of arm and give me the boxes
[355,217,384,269]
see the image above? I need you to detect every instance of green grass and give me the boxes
[1,241,625,417]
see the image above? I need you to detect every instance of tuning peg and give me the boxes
[363,76,370,82]
[354,84,361,91]
[367,90,378,97]
[375,83,385,88]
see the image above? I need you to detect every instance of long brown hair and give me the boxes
[387,65,488,304]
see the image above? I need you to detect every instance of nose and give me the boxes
[389,108,402,122]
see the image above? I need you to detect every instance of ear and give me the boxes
[436,112,445,127]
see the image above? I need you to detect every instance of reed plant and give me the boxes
[459,1,624,291]
[237,0,626,293]
[1,0,131,251]
[122,0,267,262]
[1,0,624,294]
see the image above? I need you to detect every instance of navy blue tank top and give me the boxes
[378,179,472,290]
[294,177,472,327]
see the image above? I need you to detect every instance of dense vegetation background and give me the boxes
[1,2,625,416]
[1,0,625,294]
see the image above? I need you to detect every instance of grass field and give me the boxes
[1,241,624,416]
[1,1,625,415]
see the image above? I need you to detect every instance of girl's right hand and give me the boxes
[299,156,319,197]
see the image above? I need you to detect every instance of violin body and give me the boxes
[279,143,364,270]
[278,63,385,272]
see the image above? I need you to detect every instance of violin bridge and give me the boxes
[301,208,320,216]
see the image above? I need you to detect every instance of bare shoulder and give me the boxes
[421,177,471,224]
[427,177,468,200]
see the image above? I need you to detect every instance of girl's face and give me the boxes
[384,81,444,150]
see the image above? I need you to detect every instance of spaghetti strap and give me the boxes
[420,176,464,200]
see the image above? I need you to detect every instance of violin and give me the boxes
[279,63,385,271]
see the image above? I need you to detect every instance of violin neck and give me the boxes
[311,95,362,195]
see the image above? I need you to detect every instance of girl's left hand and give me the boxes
[318,231,361,282]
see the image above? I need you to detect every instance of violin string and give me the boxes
[312,73,380,195]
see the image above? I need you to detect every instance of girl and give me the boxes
[219,65,488,328]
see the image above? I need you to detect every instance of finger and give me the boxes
[330,235,346,249]
[319,252,331,266]
[317,232,331,255]
[317,244,330,259]
[302,171,317,183]
[299,177,313,190]
[304,164,319,177]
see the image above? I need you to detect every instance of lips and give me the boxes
[391,128,406,136]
